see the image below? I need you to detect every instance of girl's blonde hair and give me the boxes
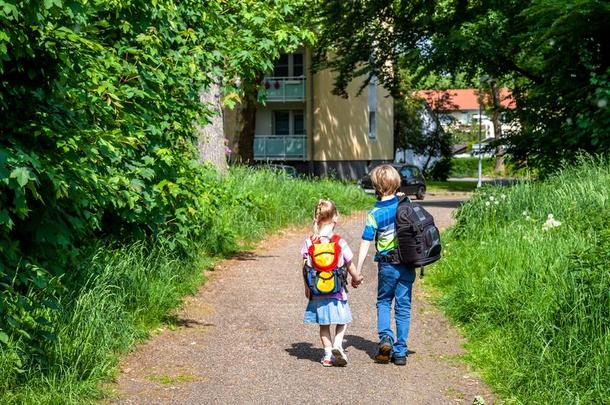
[313,199,338,236]
[370,164,401,197]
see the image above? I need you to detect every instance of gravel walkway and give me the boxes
[113,195,494,404]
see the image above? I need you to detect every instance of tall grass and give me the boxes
[450,157,496,178]
[428,156,610,403]
[0,167,372,404]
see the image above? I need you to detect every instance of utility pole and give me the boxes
[477,76,491,188]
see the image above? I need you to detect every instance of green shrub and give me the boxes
[428,155,610,403]
[0,167,372,403]
[429,156,453,180]
[0,0,310,366]
[449,157,495,178]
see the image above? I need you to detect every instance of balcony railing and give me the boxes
[260,77,306,102]
[254,134,307,160]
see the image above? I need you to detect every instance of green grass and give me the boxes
[449,157,532,179]
[0,166,373,404]
[427,180,478,193]
[427,155,610,403]
[148,374,198,385]
[450,157,496,178]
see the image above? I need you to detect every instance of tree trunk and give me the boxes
[237,73,264,164]
[489,81,505,174]
[196,79,228,174]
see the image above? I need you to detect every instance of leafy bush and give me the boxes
[0,167,372,403]
[428,156,453,180]
[428,156,610,403]
[0,0,231,350]
[449,157,495,178]
[0,0,310,360]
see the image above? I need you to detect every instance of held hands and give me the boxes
[351,273,364,288]
[304,286,311,299]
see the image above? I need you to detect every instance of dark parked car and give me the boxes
[358,164,426,200]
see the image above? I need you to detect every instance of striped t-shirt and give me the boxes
[361,195,401,259]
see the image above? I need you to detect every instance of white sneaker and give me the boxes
[321,354,335,367]
[332,347,348,366]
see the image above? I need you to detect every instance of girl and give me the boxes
[301,199,363,367]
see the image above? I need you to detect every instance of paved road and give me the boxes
[114,195,493,404]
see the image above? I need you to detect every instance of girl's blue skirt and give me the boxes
[304,298,352,325]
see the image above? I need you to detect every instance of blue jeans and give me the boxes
[376,262,416,358]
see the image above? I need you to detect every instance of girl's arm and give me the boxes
[347,261,363,288]
[302,259,311,299]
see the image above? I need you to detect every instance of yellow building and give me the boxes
[225,49,394,179]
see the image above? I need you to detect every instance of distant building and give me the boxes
[224,49,394,179]
[414,88,516,139]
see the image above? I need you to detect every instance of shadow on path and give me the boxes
[229,252,280,261]
[162,315,216,328]
[345,335,416,360]
[285,342,324,363]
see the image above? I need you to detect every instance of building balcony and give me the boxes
[254,134,307,161]
[260,77,306,102]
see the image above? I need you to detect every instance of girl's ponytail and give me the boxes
[312,199,337,237]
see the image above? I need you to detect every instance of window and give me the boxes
[400,167,413,178]
[273,111,290,135]
[273,110,305,135]
[273,54,289,77]
[368,77,377,139]
[292,53,304,76]
[272,53,305,77]
[368,111,376,139]
[293,111,305,134]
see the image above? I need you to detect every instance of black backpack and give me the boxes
[395,196,442,276]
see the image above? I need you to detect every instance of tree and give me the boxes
[487,80,505,174]
[223,1,314,163]
[394,64,453,179]
[313,0,610,173]
[0,0,313,355]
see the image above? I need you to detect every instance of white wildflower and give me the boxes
[598,98,608,109]
[494,200,499,205]
[501,194,507,200]
[522,210,529,216]
[489,196,495,201]
[542,213,562,231]
[526,215,532,221]
[485,201,491,207]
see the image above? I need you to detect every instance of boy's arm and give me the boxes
[347,261,363,288]
[358,212,376,274]
[356,240,371,275]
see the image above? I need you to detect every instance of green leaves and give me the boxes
[43,0,62,10]
[9,167,32,188]
[0,0,310,363]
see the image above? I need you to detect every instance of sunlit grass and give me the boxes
[427,155,610,403]
[427,180,478,193]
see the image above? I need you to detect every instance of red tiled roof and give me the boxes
[414,88,516,111]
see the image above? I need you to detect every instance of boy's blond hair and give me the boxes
[370,164,401,197]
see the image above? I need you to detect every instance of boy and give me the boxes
[356,164,416,366]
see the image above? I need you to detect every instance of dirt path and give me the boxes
[113,195,493,404]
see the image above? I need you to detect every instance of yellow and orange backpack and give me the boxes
[304,234,348,296]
